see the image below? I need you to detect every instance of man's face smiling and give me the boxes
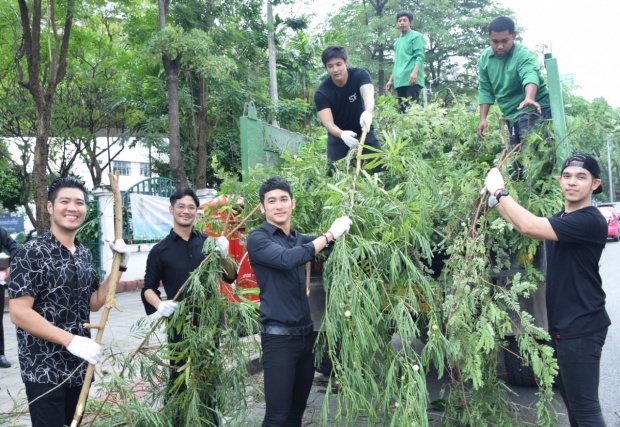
[170,195,198,228]
[260,189,295,229]
[397,16,412,34]
[47,188,87,233]
[489,30,516,57]
[326,57,349,86]
[559,166,601,204]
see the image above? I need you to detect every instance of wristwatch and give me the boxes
[495,189,509,203]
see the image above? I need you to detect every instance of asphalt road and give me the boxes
[597,238,620,425]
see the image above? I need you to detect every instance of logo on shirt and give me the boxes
[349,94,357,103]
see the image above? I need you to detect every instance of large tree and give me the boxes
[17,0,75,233]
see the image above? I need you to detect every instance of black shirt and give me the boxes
[8,231,99,386]
[141,229,209,315]
[247,222,317,328]
[314,67,373,136]
[546,206,611,339]
[0,226,19,258]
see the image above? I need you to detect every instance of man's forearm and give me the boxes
[10,298,73,346]
[523,83,538,101]
[143,288,164,309]
[479,104,490,121]
[360,84,375,112]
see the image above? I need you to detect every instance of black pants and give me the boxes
[0,285,5,355]
[396,84,422,113]
[327,130,383,176]
[25,381,84,427]
[551,328,608,427]
[508,107,552,149]
[261,332,316,427]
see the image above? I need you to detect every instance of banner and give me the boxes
[0,216,25,233]
[129,193,173,240]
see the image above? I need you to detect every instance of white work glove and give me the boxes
[157,300,178,317]
[340,131,360,148]
[328,216,352,240]
[66,335,102,365]
[108,239,130,269]
[488,194,499,209]
[216,236,229,258]
[360,111,373,131]
[481,167,505,197]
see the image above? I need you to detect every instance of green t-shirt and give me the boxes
[478,43,550,121]
[393,30,425,89]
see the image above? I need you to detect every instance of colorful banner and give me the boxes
[129,193,172,240]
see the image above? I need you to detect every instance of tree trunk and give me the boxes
[195,77,208,189]
[159,0,188,188]
[163,54,188,188]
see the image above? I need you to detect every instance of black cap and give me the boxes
[561,153,603,194]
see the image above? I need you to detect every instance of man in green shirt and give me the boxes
[477,16,551,149]
[386,11,425,113]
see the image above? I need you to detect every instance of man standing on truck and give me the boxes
[477,16,551,148]
[386,10,426,112]
[247,177,351,426]
[482,153,610,426]
[315,45,382,175]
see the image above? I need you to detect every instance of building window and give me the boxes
[139,163,150,177]
[112,161,131,176]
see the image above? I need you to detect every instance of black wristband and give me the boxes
[119,265,127,272]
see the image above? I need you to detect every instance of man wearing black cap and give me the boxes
[482,153,610,426]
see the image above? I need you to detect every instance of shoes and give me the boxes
[0,355,11,368]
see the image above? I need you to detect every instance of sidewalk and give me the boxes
[1,290,150,425]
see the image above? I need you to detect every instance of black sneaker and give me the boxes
[0,355,11,368]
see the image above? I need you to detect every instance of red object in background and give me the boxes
[202,197,260,303]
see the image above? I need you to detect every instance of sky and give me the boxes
[499,0,620,108]
[294,0,620,109]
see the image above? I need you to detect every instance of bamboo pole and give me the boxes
[71,172,123,427]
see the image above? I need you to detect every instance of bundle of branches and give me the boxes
[255,102,561,426]
[86,238,259,426]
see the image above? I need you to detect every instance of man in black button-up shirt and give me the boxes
[8,177,130,427]
[248,177,351,427]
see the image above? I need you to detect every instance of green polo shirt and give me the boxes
[393,29,425,88]
[478,43,550,121]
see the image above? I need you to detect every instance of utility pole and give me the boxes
[267,1,278,126]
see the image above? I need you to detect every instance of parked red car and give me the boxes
[597,206,620,242]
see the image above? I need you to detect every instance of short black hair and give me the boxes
[396,11,413,22]
[321,45,348,67]
[488,16,515,34]
[48,177,88,203]
[259,177,293,204]
[170,187,199,207]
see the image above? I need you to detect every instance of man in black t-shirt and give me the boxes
[482,153,610,426]
[314,45,383,175]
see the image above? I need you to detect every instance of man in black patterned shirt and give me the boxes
[8,177,130,427]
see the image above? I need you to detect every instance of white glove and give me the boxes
[481,167,505,197]
[328,216,352,240]
[360,111,372,131]
[66,335,102,365]
[216,236,229,258]
[340,131,359,148]
[488,195,499,209]
[108,239,130,269]
[157,300,178,317]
